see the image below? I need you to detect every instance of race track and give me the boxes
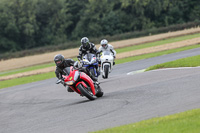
[1,48,200,133]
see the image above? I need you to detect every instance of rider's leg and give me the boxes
[95,65,100,76]
[90,72,98,81]
[86,68,98,81]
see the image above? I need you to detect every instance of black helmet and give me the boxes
[54,54,65,67]
[81,37,89,48]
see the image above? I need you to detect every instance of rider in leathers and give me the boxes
[77,37,100,81]
[54,54,76,92]
[54,54,99,92]
[98,39,116,65]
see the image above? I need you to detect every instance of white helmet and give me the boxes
[100,39,108,49]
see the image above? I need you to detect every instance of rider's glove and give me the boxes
[77,55,82,61]
[96,51,100,57]
[73,61,78,68]
[113,56,116,58]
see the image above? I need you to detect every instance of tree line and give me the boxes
[0,0,200,54]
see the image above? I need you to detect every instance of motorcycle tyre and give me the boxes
[89,68,95,77]
[104,65,109,79]
[95,85,104,97]
[77,84,95,100]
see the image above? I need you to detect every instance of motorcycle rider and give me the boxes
[54,54,98,92]
[77,37,100,81]
[54,54,76,92]
[98,39,116,65]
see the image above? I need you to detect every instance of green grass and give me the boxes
[0,62,55,77]
[116,44,200,64]
[145,54,200,71]
[91,109,200,133]
[0,57,77,77]
[116,33,200,54]
[0,72,55,89]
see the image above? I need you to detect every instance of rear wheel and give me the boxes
[77,84,95,100]
[95,85,104,97]
[104,65,109,79]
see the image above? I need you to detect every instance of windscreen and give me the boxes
[63,67,71,75]
[84,53,96,62]
[103,51,110,55]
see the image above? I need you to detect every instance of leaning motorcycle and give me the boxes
[100,51,114,79]
[56,65,103,100]
[81,53,100,79]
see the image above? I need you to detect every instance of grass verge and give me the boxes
[145,54,200,71]
[0,62,54,77]
[1,44,200,89]
[115,33,200,54]
[91,109,200,133]
[116,44,200,64]
[0,72,55,89]
[0,57,77,77]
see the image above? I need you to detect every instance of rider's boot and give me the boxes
[67,86,74,92]
[93,80,99,87]
[94,81,99,86]
[95,65,100,76]
[96,69,100,76]
[113,61,115,65]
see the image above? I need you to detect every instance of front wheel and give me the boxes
[89,68,95,76]
[103,65,109,79]
[77,84,95,100]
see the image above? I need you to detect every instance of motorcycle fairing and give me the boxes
[79,72,96,95]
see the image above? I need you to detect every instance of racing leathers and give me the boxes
[55,59,75,80]
[55,59,75,92]
[78,42,99,59]
[98,44,116,65]
[78,42,100,81]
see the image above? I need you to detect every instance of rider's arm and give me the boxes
[91,43,98,53]
[55,68,66,86]
[97,47,103,58]
[66,59,75,66]
[109,45,116,57]
[55,68,62,79]
[78,46,83,59]
[98,46,103,53]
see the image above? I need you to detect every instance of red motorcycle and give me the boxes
[56,66,103,100]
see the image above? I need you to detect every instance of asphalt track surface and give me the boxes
[1,48,200,133]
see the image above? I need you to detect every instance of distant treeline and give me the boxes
[0,0,200,55]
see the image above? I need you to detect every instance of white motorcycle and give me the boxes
[99,51,114,79]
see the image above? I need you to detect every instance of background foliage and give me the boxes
[0,0,200,58]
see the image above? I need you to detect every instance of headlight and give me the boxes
[85,62,90,65]
[66,81,75,85]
